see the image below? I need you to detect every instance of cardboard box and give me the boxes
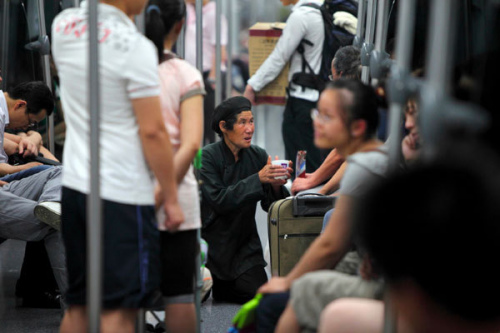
[248,22,289,105]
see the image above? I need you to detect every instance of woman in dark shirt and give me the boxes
[200,96,291,304]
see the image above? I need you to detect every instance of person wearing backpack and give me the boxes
[243,0,325,175]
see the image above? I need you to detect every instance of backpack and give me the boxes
[290,0,358,92]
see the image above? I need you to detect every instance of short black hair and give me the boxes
[333,46,361,79]
[8,81,54,116]
[325,79,379,140]
[354,143,500,322]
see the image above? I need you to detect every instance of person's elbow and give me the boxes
[183,140,201,157]
[139,122,168,142]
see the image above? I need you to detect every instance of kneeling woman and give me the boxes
[200,96,291,304]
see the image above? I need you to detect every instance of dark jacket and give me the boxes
[200,140,289,280]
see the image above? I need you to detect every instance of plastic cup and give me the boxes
[272,160,289,179]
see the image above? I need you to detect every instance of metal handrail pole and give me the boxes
[370,0,391,80]
[177,24,186,59]
[36,0,55,154]
[386,0,416,173]
[194,3,203,332]
[354,0,367,47]
[1,0,9,91]
[196,0,203,72]
[420,0,458,158]
[87,0,103,332]
[215,0,222,107]
[225,0,233,99]
[374,0,388,56]
[361,0,377,83]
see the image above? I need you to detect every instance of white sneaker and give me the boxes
[34,202,61,231]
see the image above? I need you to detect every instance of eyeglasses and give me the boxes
[310,108,333,123]
[26,113,38,128]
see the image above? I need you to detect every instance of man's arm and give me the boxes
[245,11,310,102]
[291,149,344,195]
[0,162,43,176]
[132,96,184,231]
[4,132,39,157]
[3,136,19,156]
[258,195,353,293]
[9,131,59,161]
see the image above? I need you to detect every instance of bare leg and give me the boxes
[164,303,196,333]
[101,309,137,333]
[275,302,301,333]
[60,306,87,333]
[318,298,384,333]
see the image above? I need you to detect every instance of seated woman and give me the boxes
[200,96,291,304]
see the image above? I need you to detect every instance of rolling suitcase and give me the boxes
[268,194,336,276]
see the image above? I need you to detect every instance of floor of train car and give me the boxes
[0,239,241,333]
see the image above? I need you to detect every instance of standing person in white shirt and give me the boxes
[244,0,325,175]
[52,0,184,332]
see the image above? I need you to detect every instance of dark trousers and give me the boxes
[255,292,290,333]
[282,97,324,176]
[16,241,58,297]
[212,265,267,304]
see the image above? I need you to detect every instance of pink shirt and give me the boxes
[184,2,228,72]
[156,55,205,231]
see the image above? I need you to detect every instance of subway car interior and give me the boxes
[1,0,500,332]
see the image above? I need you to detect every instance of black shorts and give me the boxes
[160,229,197,303]
[61,187,161,309]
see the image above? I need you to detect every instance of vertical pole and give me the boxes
[1,0,9,91]
[87,0,103,332]
[194,3,203,332]
[387,0,416,173]
[374,0,389,55]
[361,0,377,83]
[354,0,367,47]
[215,0,222,107]
[225,0,233,99]
[36,0,55,154]
[195,0,203,72]
[421,0,458,156]
[177,24,186,59]
[134,14,148,333]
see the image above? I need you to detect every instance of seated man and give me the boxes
[200,96,291,304]
[291,46,361,195]
[0,166,67,308]
[1,81,56,181]
[319,143,500,333]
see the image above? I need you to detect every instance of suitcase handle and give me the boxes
[295,193,326,198]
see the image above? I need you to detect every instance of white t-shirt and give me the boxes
[52,1,160,205]
[247,0,324,102]
[0,91,9,164]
